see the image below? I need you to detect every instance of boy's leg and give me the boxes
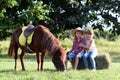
[73,55,79,70]
[74,52,84,70]
[67,52,75,61]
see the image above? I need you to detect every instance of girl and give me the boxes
[79,28,98,71]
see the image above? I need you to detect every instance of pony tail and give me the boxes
[8,34,15,58]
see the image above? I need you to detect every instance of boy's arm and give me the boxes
[76,49,84,57]
[78,43,89,50]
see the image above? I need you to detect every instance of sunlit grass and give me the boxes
[0,59,120,80]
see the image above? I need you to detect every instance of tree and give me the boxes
[43,0,120,35]
[0,0,50,39]
[0,0,120,40]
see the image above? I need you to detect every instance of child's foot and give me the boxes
[67,57,72,61]
[92,69,96,71]
[85,69,89,71]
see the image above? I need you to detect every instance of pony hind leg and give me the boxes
[20,50,26,71]
[14,47,18,71]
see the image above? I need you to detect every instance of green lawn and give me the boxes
[0,55,120,80]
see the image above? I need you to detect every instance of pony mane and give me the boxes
[37,25,60,56]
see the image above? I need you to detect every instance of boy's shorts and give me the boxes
[67,52,84,60]
[67,52,76,60]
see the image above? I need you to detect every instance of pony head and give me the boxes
[52,47,67,71]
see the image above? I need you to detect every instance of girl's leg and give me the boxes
[83,52,89,70]
[89,51,97,70]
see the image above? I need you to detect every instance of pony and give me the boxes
[8,25,67,71]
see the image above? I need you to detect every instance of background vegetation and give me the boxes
[0,30,120,80]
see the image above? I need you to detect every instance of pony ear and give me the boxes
[61,46,67,51]
[64,48,67,51]
[58,47,67,55]
[62,47,67,52]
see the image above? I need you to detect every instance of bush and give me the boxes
[0,38,10,54]
[94,30,119,41]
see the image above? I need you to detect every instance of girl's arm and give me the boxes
[79,40,94,50]
[87,39,94,50]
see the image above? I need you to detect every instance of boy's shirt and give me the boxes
[72,38,86,54]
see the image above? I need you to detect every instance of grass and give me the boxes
[0,38,120,80]
[0,57,120,80]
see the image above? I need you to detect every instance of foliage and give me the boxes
[94,29,120,41]
[0,0,50,39]
[0,0,50,25]
[0,0,120,40]
[43,0,120,34]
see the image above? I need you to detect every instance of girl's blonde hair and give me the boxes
[86,29,94,37]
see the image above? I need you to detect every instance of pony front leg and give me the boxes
[36,52,40,71]
[20,51,26,71]
[14,48,18,71]
[41,53,45,71]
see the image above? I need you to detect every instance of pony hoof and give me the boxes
[22,69,26,71]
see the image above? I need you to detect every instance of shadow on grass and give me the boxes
[0,54,51,62]
[0,69,56,73]
[0,54,9,59]
[108,52,120,63]
[112,56,120,63]
[0,69,15,73]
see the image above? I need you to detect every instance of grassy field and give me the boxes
[0,38,120,80]
[0,57,120,80]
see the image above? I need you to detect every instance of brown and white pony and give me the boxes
[8,25,67,71]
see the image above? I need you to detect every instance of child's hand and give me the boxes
[79,43,84,47]
[72,51,75,53]
[76,53,81,57]
[76,54,79,57]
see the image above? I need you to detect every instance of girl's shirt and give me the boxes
[71,38,86,54]
[86,39,97,52]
